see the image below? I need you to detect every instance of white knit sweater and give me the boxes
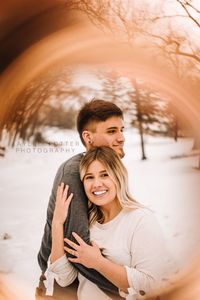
[44,208,176,299]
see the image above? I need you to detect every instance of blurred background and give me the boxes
[0,0,200,299]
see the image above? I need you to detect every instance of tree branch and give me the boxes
[169,49,200,63]
[176,0,200,28]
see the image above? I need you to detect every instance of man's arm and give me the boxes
[37,154,118,294]
[37,161,63,272]
[37,154,85,272]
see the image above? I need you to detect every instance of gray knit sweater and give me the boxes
[37,153,118,294]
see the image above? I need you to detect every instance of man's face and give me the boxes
[90,116,125,158]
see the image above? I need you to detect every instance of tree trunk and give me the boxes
[192,135,200,169]
[134,81,147,160]
[0,146,5,157]
[192,136,200,150]
[174,119,178,142]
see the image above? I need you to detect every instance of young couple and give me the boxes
[38,99,173,299]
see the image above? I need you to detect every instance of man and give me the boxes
[37,99,125,296]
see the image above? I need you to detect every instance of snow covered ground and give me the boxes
[0,128,200,298]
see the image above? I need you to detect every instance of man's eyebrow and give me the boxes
[106,126,125,130]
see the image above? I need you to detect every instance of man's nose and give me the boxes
[117,131,125,143]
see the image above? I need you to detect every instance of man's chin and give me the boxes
[118,149,125,158]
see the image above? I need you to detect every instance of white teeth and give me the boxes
[93,190,107,195]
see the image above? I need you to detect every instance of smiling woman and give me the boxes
[45,146,176,300]
[80,146,142,225]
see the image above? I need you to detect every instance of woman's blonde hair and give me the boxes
[80,146,143,225]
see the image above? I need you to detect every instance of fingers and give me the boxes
[56,182,64,201]
[91,241,99,248]
[66,192,73,205]
[64,238,80,250]
[57,183,73,204]
[68,257,79,263]
[72,232,85,246]
[62,184,69,198]
[64,246,79,257]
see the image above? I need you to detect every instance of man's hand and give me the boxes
[64,232,103,269]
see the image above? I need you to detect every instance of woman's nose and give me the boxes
[93,177,102,188]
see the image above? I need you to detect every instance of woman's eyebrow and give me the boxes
[99,170,107,173]
[85,170,107,176]
[84,172,93,176]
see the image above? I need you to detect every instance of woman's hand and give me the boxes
[65,232,129,292]
[52,182,73,226]
[64,232,103,269]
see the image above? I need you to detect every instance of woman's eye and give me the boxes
[101,173,108,178]
[85,176,93,180]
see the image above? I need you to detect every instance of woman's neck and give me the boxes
[101,200,122,223]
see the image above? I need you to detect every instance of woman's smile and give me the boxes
[92,190,108,196]
[83,160,117,207]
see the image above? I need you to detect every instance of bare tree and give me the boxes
[1,0,199,157]
[78,1,200,72]
[2,67,93,146]
[79,0,200,165]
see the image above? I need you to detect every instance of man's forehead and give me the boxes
[86,116,124,132]
[96,117,124,129]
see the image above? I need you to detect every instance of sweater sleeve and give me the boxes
[44,255,78,296]
[37,153,89,273]
[122,211,172,298]
[38,153,118,294]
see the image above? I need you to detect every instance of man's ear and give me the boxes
[82,130,93,146]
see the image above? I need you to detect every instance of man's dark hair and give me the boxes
[77,99,123,145]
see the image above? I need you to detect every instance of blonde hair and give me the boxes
[80,146,143,225]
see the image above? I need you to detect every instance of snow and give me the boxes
[0,128,200,297]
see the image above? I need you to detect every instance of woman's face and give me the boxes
[83,160,117,207]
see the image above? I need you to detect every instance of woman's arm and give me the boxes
[51,183,73,262]
[122,212,175,296]
[64,232,129,292]
[64,212,173,296]
[94,256,129,292]
[44,183,77,295]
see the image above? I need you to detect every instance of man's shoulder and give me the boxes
[61,152,84,165]
[58,152,84,174]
